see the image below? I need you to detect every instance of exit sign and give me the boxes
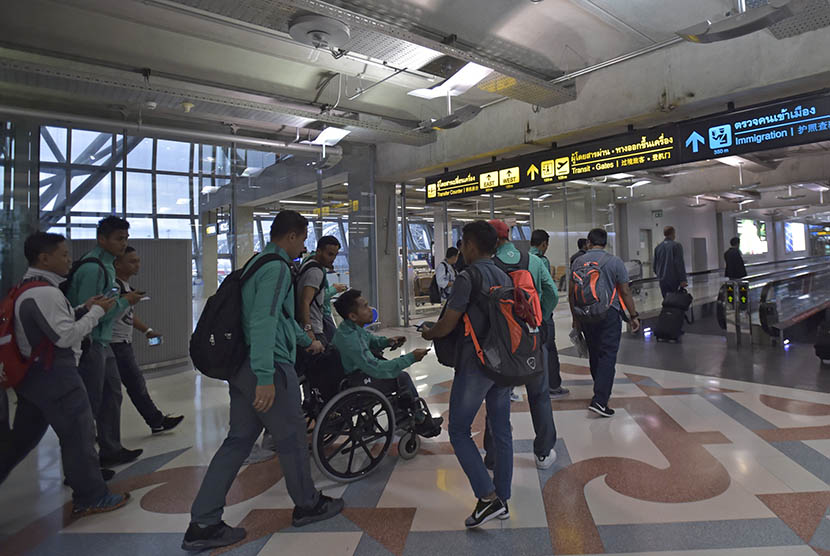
[652,210,663,218]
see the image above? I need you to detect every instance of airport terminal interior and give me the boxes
[3,0,830,554]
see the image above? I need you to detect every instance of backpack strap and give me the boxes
[241,254,292,320]
[65,258,110,293]
[296,259,328,309]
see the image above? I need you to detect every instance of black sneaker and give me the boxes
[464,497,506,528]
[151,415,184,434]
[588,401,615,417]
[498,501,510,520]
[292,494,344,527]
[415,416,444,438]
[181,521,246,552]
[100,448,143,467]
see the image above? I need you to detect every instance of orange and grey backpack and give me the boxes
[571,253,623,323]
[463,265,543,387]
[493,251,543,327]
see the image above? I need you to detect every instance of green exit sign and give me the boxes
[652,210,663,218]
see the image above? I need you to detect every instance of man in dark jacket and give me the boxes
[570,238,588,267]
[724,237,748,280]
[653,226,688,298]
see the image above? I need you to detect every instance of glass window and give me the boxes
[71,172,111,213]
[409,222,430,251]
[156,173,190,215]
[125,172,153,213]
[217,233,229,255]
[217,258,232,284]
[40,126,67,163]
[72,129,112,165]
[156,139,190,172]
[127,137,153,169]
[157,218,193,239]
[115,171,124,214]
[304,223,318,255]
[128,217,155,239]
[215,146,231,176]
[69,226,97,239]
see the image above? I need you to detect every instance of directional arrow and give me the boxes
[685,131,705,153]
[527,163,539,180]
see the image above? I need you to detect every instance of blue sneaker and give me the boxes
[71,492,130,518]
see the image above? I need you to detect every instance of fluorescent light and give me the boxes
[303,127,351,146]
[415,187,426,192]
[201,185,219,194]
[176,198,189,205]
[446,208,466,212]
[610,173,634,179]
[343,182,348,186]
[515,211,530,215]
[408,62,494,99]
[492,195,503,199]
[300,213,316,218]
[408,206,426,210]
[280,200,316,205]
[632,180,651,187]
[518,197,531,201]
[535,193,552,201]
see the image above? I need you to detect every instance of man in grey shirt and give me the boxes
[296,236,341,345]
[653,226,688,298]
[571,228,640,418]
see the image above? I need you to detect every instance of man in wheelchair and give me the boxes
[332,289,443,438]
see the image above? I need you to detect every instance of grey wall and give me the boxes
[70,239,192,370]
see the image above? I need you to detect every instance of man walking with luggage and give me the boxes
[724,237,748,280]
[1,232,130,516]
[529,229,569,399]
[571,228,641,417]
[65,216,144,467]
[487,220,559,469]
[183,211,340,552]
[421,221,514,528]
[653,226,688,298]
[112,247,184,434]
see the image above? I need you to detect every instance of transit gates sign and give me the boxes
[425,91,830,203]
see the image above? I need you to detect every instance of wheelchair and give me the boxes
[298,346,433,483]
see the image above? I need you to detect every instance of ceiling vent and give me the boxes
[289,15,350,49]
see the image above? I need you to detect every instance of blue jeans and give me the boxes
[581,309,622,406]
[448,357,512,501]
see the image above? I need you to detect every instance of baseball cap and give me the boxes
[487,219,509,240]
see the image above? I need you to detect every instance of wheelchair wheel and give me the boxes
[312,386,396,483]
[398,431,420,460]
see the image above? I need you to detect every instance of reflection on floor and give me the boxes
[3,326,830,556]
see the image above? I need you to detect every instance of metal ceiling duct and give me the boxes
[676,0,794,42]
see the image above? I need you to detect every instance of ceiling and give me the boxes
[0,0,765,149]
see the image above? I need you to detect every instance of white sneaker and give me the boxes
[535,449,557,470]
[510,389,522,402]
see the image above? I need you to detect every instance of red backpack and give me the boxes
[493,250,543,327]
[0,280,54,389]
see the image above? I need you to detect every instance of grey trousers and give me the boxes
[78,342,124,458]
[0,363,108,506]
[190,360,319,525]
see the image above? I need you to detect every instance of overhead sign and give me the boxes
[425,91,830,204]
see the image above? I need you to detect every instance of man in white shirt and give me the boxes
[1,232,130,517]
[112,246,183,434]
[435,247,459,299]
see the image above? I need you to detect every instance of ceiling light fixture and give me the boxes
[609,173,634,179]
[302,126,351,146]
[632,180,651,187]
[408,62,494,100]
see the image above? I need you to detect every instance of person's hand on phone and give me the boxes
[390,336,406,348]
[333,283,347,293]
[307,340,324,354]
[124,291,143,306]
[88,295,116,312]
[412,348,430,362]
[146,330,163,339]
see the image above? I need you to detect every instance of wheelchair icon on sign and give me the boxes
[708,124,732,149]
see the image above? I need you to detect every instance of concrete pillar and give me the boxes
[433,203,449,269]
[200,210,218,297]
[375,181,400,326]
[347,146,378,308]
[233,205,255,269]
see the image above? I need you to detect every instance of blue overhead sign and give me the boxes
[426,91,830,204]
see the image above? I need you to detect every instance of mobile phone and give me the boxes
[140,296,151,302]
[105,287,120,299]
[148,336,163,346]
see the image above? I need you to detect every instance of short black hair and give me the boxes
[587,228,608,247]
[730,237,740,247]
[124,246,136,254]
[456,240,462,248]
[530,229,549,247]
[24,232,66,265]
[462,221,498,256]
[317,235,341,251]
[446,247,458,258]
[333,288,362,320]
[270,210,308,240]
[577,238,588,250]
[97,216,129,238]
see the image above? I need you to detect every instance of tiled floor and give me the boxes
[2,325,830,556]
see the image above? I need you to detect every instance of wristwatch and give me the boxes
[303,324,313,332]
[144,328,154,337]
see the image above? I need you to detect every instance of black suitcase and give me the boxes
[663,290,693,311]
[816,321,830,362]
[655,307,685,341]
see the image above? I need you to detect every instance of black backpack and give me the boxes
[190,253,287,380]
[59,258,109,295]
[428,261,450,304]
[294,259,328,317]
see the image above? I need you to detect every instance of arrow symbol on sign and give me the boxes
[527,164,539,180]
[685,131,705,153]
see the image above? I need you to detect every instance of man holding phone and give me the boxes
[112,247,184,434]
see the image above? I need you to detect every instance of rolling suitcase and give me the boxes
[663,289,693,311]
[816,321,830,362]
[655,306,685,341]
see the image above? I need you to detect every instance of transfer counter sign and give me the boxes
[426,91,830,204]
